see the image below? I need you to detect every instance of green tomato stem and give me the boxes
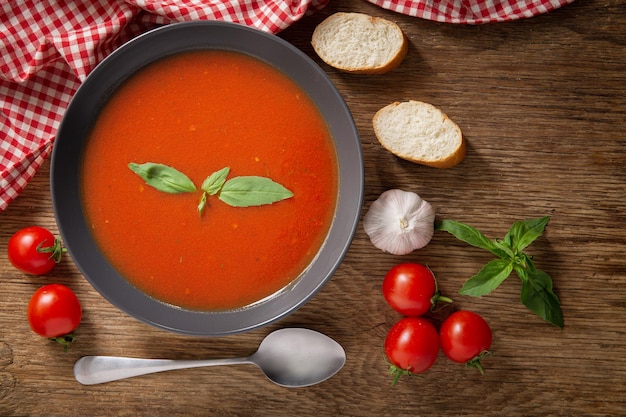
[36,238,66,263]
[49,333,76,352]
[466,350,493,375]
[431,291,453,310]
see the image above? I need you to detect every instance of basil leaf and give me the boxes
[504,216,550,252]
[129,162,196,194]
[520,267,564,328]
[459,258,513,296]
[201,167,230,195]
[435,219,509,259]
[492,239,515,259]
[219,176,293,207]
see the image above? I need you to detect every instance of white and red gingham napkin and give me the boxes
[0,0,328,210]
[366,0,574,24]
[0,0,574,210]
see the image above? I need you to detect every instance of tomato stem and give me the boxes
[466,350,492,375]
[49,334,76,352]
[430,268,453,308]
[36,237,67,263]
[430,290,453,310]
[388,364,421,386]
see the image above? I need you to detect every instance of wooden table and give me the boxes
[2,0,625,415]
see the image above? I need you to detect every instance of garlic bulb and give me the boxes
[363,189,435,255]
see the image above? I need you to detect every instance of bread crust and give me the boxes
[311,12,408,74]
[373,101,466,168]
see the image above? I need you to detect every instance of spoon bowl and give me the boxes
[74,328,346,387]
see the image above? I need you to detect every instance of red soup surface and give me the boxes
[81,50,338,311]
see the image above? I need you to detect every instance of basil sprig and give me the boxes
[435,216,563,328]
[128,162,293,216]
[129,162,196,193]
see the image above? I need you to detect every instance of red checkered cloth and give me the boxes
[366,0,574,24]
[0,0,328,211]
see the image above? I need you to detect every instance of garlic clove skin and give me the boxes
[363,189,435,255]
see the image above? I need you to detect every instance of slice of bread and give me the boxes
[311,12,408,74]
[373,101,466,168]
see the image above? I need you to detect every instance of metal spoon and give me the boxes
[74,328,345,387]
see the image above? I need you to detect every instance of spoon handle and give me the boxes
[74,356,251,385]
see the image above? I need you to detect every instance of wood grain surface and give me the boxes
[2,0,626,415]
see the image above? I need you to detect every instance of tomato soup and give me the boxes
[81,50,338,311]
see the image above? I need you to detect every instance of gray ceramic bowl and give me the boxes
[51,21,363,336]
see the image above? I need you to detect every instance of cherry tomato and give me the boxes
[440,310,493,373]
[382,263,451,316]
[384,317,440,384]
[28,284,82,350]
[8,226,65,275]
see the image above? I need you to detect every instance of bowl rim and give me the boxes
[51,20,363,336]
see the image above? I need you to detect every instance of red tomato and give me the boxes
[8,226,65,275]
[440,310,493,373]
[384,317,440,384]
[28,284,82,350]
[382,263,451,316]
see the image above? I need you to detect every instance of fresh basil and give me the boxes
[129,163,294,215]
[458,258,514,296]
[197,167,232,216]
[435,216,563,328]
[129,162,196,194]
[219,176,294,207]
[503,216,550,252]
[519,263,564,329]
[201,167,230,195]
[436,219,511,259]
